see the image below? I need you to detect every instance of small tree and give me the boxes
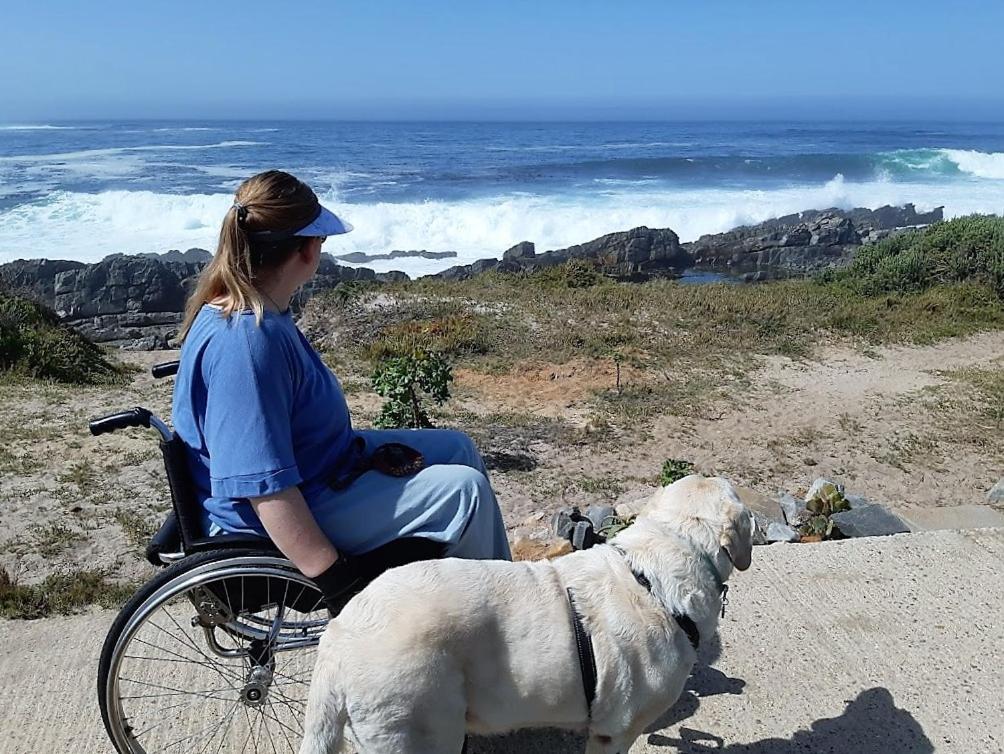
[371,351,453,428]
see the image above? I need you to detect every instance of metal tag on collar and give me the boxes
[720,584,730,618]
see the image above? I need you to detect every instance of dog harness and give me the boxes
[565,545,730,716]
[566,588,597,714]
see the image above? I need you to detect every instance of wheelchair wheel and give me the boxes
[98,549,328,753]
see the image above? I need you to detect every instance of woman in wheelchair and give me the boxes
[171,169,512,612]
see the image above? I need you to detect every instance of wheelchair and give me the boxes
[92,360,443,753]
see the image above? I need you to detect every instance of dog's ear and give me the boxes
[720,506,753,571]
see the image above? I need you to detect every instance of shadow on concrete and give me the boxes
[646,687,933,753]
[467,662,747,754]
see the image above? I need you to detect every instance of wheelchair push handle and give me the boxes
[151,361,180,379]
[89,407,153,436]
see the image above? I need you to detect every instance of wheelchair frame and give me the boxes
[92,360,443,753]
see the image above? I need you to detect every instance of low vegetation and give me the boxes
[821,215,1004,298]
[371,351,454,428]
[0,565,136,620]
[0,293,124,384]
[306,218,1004,431]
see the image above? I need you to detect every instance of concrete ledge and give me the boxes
[1,528,1001,753]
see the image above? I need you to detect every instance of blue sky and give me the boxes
[3,0,1004,121]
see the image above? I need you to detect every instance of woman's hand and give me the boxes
[249,486,339,578]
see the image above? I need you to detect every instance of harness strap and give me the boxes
[566,588,597,714]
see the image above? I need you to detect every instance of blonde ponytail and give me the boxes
[178,171,320,341]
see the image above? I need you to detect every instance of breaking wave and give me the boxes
[2,174,1001,276]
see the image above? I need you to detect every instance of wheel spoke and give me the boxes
[103,559,320,754]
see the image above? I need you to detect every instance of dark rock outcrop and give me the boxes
[435,227,692,281]
[0,252,404,349]
[0,203,947,349]
[135,248,213,264]
[684,204,943,279]
[335,250,457,264]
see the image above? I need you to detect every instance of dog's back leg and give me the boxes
[299,655,347,754]
[348,718,466,754]
[346,686,467,754]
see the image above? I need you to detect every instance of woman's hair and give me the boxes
[178,170,321,340]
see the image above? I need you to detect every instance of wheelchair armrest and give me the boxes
[145,512,182,566]
[185,533,280,554]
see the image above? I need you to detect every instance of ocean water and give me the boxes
[1,120,1003,276]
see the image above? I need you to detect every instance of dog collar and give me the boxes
[698,551,730,618]
[610,544,702,651]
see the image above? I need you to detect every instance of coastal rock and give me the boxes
[0,251,406,349]
[684,204,943,278]
[334,249,457,264]
[0,258,86,303]
[436,226,692,281]
[53,255,189,319]
[503,241,536,261]
[136,248,213,264]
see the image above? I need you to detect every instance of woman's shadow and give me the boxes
[647,687,933,754]
[469,681,932,754]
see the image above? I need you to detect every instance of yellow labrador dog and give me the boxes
[300,475,753,754]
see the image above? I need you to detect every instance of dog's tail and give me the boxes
[299,654,347,754]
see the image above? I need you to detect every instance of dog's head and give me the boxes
[641,474,754,573]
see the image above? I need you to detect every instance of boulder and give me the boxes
[53,255,188,319]
[766,521,800,543]
[503,241,536,261]
[988,479,1004,503]
[733,486,785,546]
[830,504,910,538]
[779,492,809,528]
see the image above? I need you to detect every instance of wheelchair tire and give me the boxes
[97,548,328,754]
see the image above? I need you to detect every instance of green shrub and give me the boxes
[0,294,122,384]
[822,215,1004,298]
[658,458,695,486]
[532,259,606,289]
[372,351,454,428]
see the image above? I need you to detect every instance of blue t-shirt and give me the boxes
[172,304,359,535]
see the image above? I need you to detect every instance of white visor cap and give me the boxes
[294,205,353,237]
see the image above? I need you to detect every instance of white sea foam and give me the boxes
[0,124,78,131]
[2,175,1002,274]
[939,149,1004,180]
[0,141,264,163]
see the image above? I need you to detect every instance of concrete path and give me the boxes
[2,528,1001,754]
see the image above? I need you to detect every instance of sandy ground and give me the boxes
[1,528,1000,753]
[474,331,1004,535]
[2,332,1003,586]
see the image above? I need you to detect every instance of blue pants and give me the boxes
[307,428,512,561]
